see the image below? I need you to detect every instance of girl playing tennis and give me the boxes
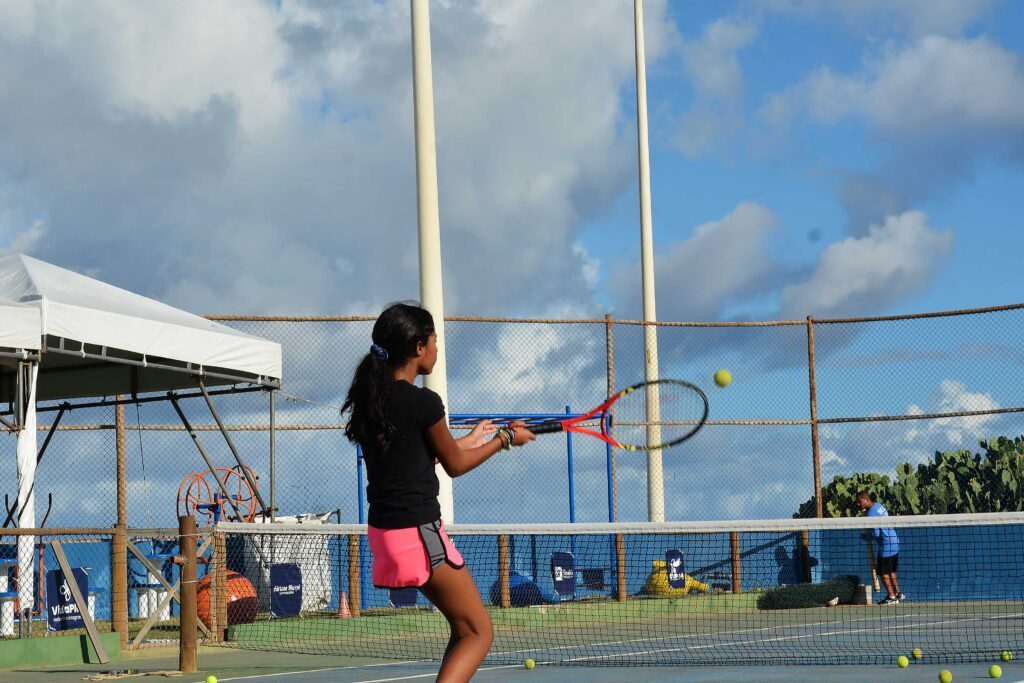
[343,302,534,682]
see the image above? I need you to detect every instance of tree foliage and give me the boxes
[795,435,1024,518]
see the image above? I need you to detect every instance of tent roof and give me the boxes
[0,298,40,354]
[0,254,281,400]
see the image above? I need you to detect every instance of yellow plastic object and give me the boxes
[642,560,709,596]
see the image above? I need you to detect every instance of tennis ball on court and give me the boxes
[714,369,732,387]
[990,665,1003,678]
[524,658,535,670]
[1002,651,1013,662]
[897,656,909,668]
[206,677,218,683]
[912,648,923,660]
[939,670,953,683]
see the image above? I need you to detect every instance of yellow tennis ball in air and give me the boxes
[939,670,953,683]
[990,665,1002,678]
[912,648,923,660]
[1002,651,1012,662]
[714,369,732,387]
[206,677,218,683]
[524,658,535,670]
[897,656,909,668]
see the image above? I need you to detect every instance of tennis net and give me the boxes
[205,513,1024,666]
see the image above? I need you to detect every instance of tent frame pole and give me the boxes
[169,394,248,522]
[197,380,270,516]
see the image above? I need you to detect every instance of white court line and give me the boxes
[346,665,521,683]
[492,607,1010,658]
[558,612,1024,663]
[211,659,432,682]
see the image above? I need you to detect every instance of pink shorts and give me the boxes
[368,519,465,588]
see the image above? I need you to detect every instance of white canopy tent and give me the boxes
[0,299,40,357]
[0,254,282,631]
[0,254,281,399]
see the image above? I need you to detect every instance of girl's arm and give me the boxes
[426,420,534,478]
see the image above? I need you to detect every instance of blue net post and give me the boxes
[566,405,575,524]
[356,444,365,525]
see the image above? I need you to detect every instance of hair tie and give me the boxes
[370,344,389,360]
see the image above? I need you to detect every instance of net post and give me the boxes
[498,535,510,608]
[806,316,824,518]
[615,533,627,601]
[210,529,226,643]
[113,397,128,647]
[799,530,812,583]
[178,515,198,673]
[730,531,741,595]
[347,534,361,618]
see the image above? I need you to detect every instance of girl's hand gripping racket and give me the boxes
[529,379,708,451]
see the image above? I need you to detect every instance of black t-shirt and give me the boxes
[363,380,446,528]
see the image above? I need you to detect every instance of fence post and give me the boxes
[347,535,361,618]
[498,535,510,608]
[113,398,128,647]
[178,515,198,673]
[806,316,823,518]
[730,531,741,594]
[211,529,226,642]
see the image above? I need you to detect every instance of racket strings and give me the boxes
[610,381,707,450]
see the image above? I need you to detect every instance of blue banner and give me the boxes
[550,551,575,596]
[665,550,686,590]
[269,563,302,619]
[45,568,89,632]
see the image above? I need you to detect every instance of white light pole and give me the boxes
[410,0,454,522]
[634,0,664,522]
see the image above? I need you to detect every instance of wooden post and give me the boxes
[178,516,198,673]
[615,533,627,601]
[212,531,227,641]
[799,530,812,584]
[347,535,361,618]
[730,532,741,595]
[806,316,823,518]
[113,399,128,647]
[497,535,510,608]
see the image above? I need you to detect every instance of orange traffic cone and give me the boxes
[337,591,351,619]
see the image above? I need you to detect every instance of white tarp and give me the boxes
[0,299,39,352]
[243,513,335,614]
[15,365,38,616]
[0,254,281,381]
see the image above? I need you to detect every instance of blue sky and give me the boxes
[1,0,1023,525]
[586,0,1024,321]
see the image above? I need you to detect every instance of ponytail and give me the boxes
[342,302,435,451]
[342,352,396,451]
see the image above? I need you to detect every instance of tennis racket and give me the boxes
[528,379,708,451]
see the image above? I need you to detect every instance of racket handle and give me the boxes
[529,421,565,435]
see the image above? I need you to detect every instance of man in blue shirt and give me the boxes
[856,490,904,605]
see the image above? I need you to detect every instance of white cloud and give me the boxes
[780,211,952,318]
[0,0,678,316]
[681,19,758,102]
[675,19,758,158]
[802,36,1024,135]
[612,202,779,320]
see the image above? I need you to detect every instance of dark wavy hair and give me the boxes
[342,302,435,451]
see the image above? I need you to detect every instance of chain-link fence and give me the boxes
[10,305,1024,528]
[4,303,1024,648]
